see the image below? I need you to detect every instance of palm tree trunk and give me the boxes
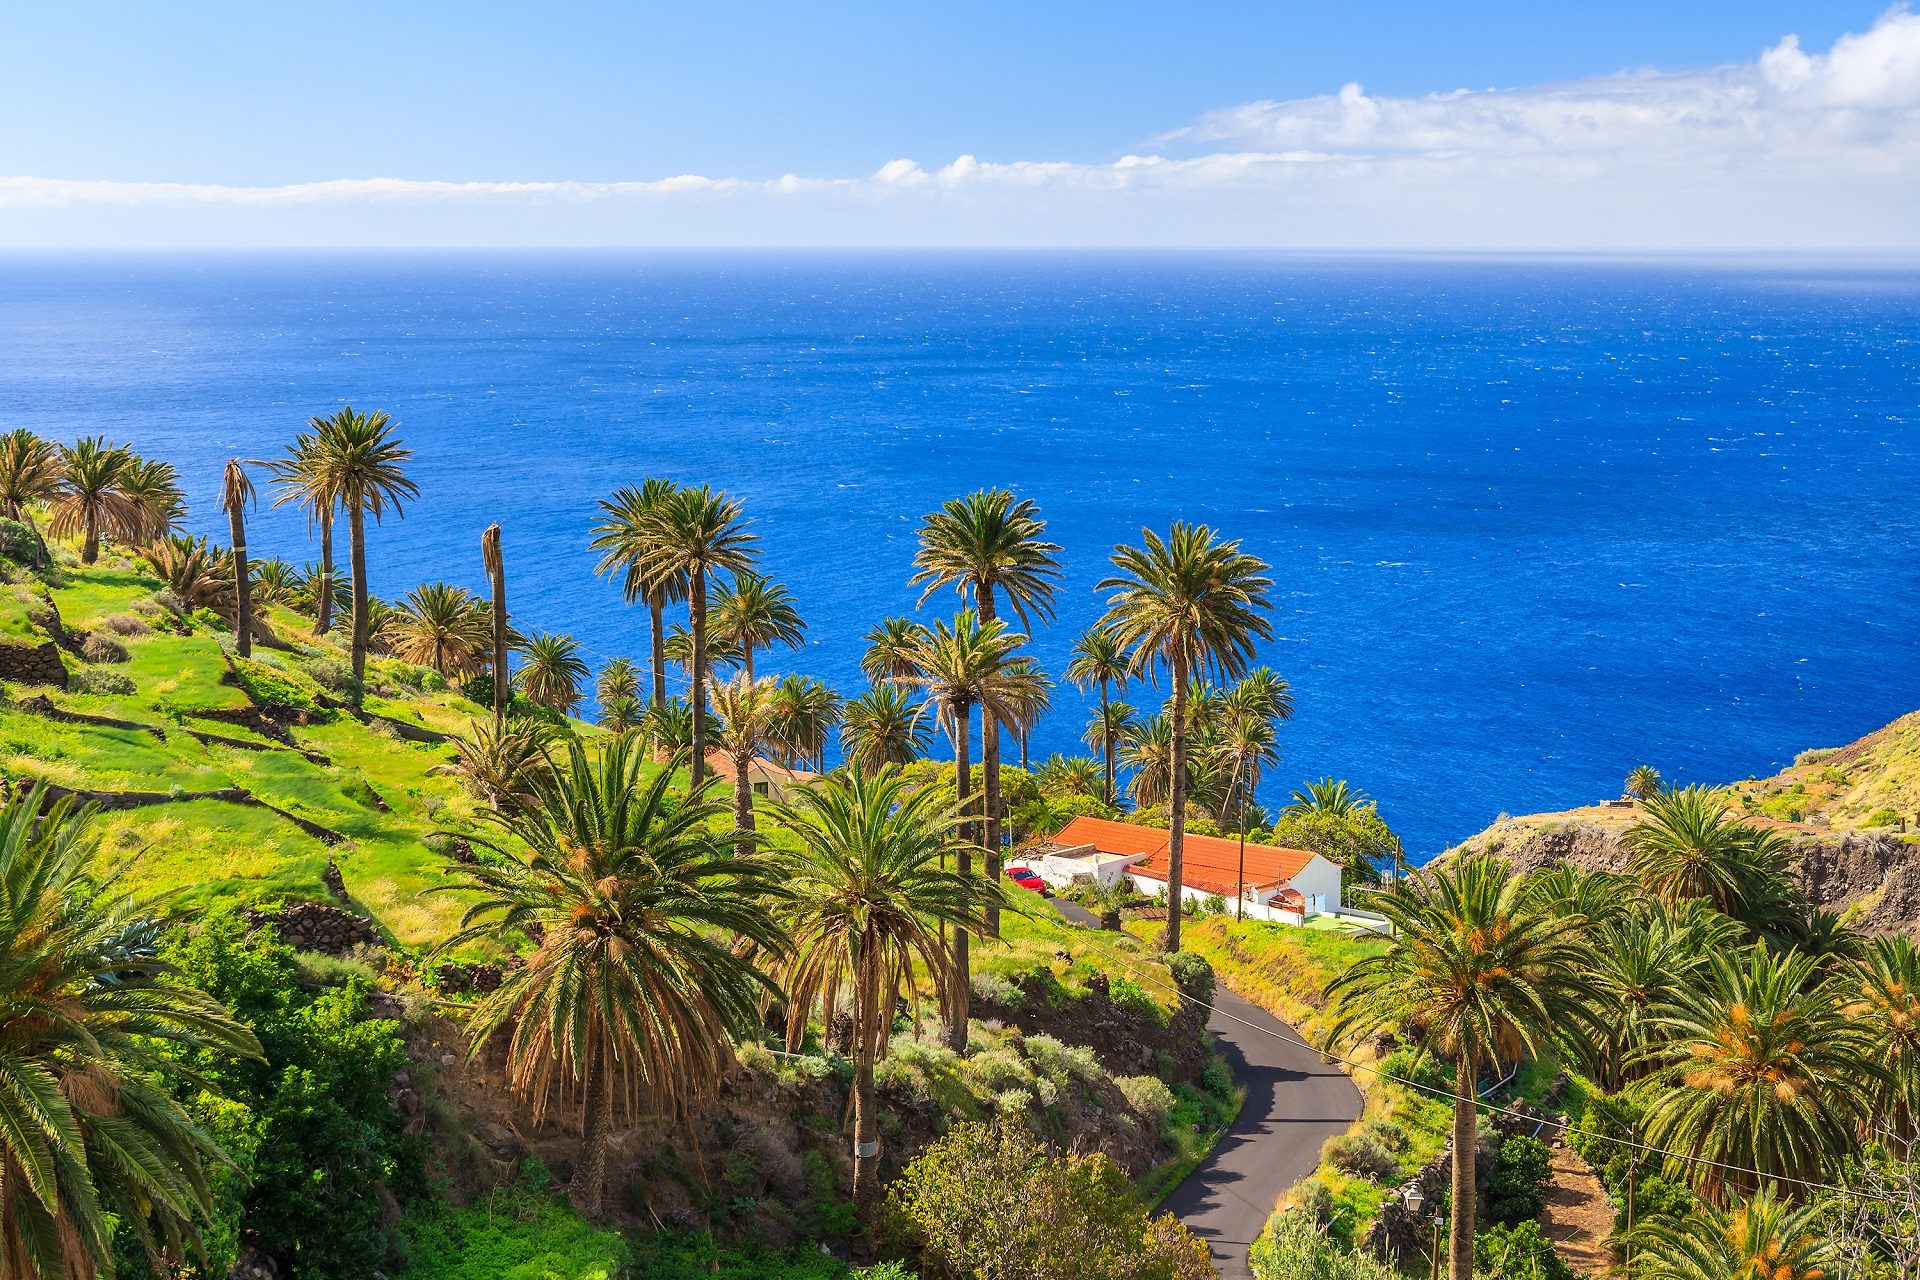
[348,502,369,693]
[733,743,755,859]
[851,1048,881,1261]
[689,571,708,786]
[1451,1048,1477,1280]
[978,588,1004,938]
[313,509,334,635]
[1164,653,1189,953]
[82,509,99,565]
[227,500,252,658]
[571,1044,613,1218]
[484,525,508,727]
[947,706,972,1052]
[1101,681,1116,806]
[647,596,667,709]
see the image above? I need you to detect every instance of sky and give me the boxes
[1,1,1915,248]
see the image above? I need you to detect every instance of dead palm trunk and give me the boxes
[313,507,334,635]
[1451,1049,1478,1280]
[1164,651,1189,954]
[978,587,1004,937]
[222,460,254,658]
[689,571,709,786]
[347,500,370,694]
[947,702,973,1051]
[482,524,508,727]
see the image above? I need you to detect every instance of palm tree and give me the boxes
[1066,626,1130,806]
[0,787,261,1278]
[860,616,927,684]
[1098,523,1272,953]
[1037,753,1102,798]
[597,658,644,733]
[633,485,756,787]
[517,633,590,715]
[1286,777,1366,820]
[1629,1185,1834,1280]
[710,672,778,856]
[250,557,299,605]
[1626,764,1663,801]
[766,767,996,1247]
[911,490,1061,920]
[1624,786,1790,919]
[119,456,186,540]
[382,582,492,679]
[220,459,257,657]
[664,621,744,678]
[1121,712,1176,810]
[998,656,1052,773]
[766,673,841,772]
[1329,856,1598,1280]
[0,427,62,524]
[840,685,930,770]
[1082,700,1140,802]
[591,479,689,713]
[50,436,139,564]
[710,569,805,681]
[268,428,338,635]
[894,608,1025,1048]
[1227,666,1296,727]
[445,716,555,813]
[310,408,417,690]
[141,534,236,615]
[1853,935,1920,1143]
[1582,901,1740,1091]
[1215,705,1280,827]
[482,524,509,726]
[646,696,696,754]
[1639,946,1872,1202]
[436,738,785,1215]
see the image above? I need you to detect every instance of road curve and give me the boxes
[1161,987,1362,1277]
[1045,898,1362,1279]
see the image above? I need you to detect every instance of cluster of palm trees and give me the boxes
[0,429,185,565]
[1331,784,1920,1280]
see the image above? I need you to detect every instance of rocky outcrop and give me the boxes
[0,640,67,688]
[246,901,381,955]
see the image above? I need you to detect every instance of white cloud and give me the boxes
[0,10,1915,247]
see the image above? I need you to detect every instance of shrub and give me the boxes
[968,1048,1033,1093]
[1475,1219,1575,1280]
[1867,807,1903,829]
[1023,1033,1104,1088]
[462,671,495,707]
[1167,950,1216,1011]
[80,632,129,663]
[1322,1130,1399,1181]
[0,517,45,567]
[1107,976,1165,1025]
[70,667,136,696]
[1488,1133,1554,1224]
[629,1232,890,1278]
[230,656,325,711]
[103,612,152,636]
[1250,1210,1399,1280]
[1116,1075,1177,1126]
[303,656,360,697]
[1379,1047,1454,1095]
[970,969,1025,1009]
[400,1181,631,1280]
[993,1087,1035,1116]
[1794,747,1839,767]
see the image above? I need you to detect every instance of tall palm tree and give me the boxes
[894,608,1025,1049]
[1639,946,1872,1202]
[767,767,996,1247]
[1853,935,1920,1143]
[0,787,261,1279]
[710,569,805,681]
[840,685,932,770]
[860,616,927,684]
[1624,786,1790,920]
[596,657,643,733]
[633,485,756,787]
[482,524,509,726]
[1329,856,1598,1280]
[1215,705,1280,827]
[910,490,1061,922]
[516,633,590,715]
[664,622,744,679]
[0,427,63,525]
[1082,699,1140,803]
[220,459,257,657]
[710,672,778,856]
[1582,901,1740,1092]
[310,408,417,690]
[590,479,688,713]
[382,582,492,679]
[1629,1185,1834,1280]
[1120,712,1176,810]
[118,457,186,540]
[999,656,1052,773]
[435,739,785,1215]
[766,673,841,772]
[49,436,139,564]
[268,428,338,635]
[1066,626,1130,806]
[1098,523,1272,953]
[1227,666,1296,728]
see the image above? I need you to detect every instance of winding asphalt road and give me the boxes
[1051,900,1362,1279]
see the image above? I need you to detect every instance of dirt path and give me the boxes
[1542,1143,1619,1277]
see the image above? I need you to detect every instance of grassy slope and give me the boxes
[0,559,514,948]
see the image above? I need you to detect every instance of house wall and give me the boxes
[1121,871,1306,925]
[1016,852,1133,890]
[1287,854,1345,915]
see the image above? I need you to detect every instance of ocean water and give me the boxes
[0,250,1914,856]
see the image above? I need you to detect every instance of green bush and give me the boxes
[1488,1133,1554,1225]
[399,1181,631,1280]
[1167,950,1216,1012]
[230,655,326,711]
[1116,1075,1177,1126]
[1793,747,1839,767]
[71,666,137,696]
[1321,1131,1398,1181]
[302,656,361,699]
[1475,1220,1575,1280]
[0,517,46,567]
[629,1232,903,1277]
[1249,1211,1399,1280]
[1867,807,1903,829]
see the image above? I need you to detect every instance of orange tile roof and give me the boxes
[1050,815,1319,898]
[702,751,817,785]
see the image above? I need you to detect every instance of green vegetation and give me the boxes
[399,1173,631,1280]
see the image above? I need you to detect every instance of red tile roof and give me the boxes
[1049,815,1320,898]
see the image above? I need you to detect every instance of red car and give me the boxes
[1004,866,1051,897]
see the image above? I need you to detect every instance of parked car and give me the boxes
[1004,865,1051,897]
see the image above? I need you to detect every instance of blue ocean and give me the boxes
[0,251,1914,856]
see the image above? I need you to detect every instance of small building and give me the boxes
[702,751,820,803]
[1018,815,1343,925]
